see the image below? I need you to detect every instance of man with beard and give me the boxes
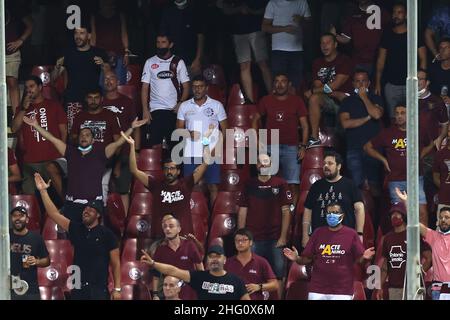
[151,215,203,300]
[23,114,146,222]
[51,22,109,131]
[71,86,121,206]
[141,245,250,300]
[428,38,450,100]
[374,2,427,118]
[122,132,210,239]
[302,150,365,248]
[252,73,309,206]
[11,75,67,201]
[34,173,121,300]
[284,202,375,300]
[395,189,450,300]
[9,206,50,300]
[141,34,191,149]
[237,154,293,296]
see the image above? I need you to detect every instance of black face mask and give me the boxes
[156,48,170,57]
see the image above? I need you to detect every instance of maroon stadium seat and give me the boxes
[299,169,323,192]
[353,281,367,300]
[42,216,68,240]
[301,146,325,173]
[38,263,66,287]
[190,192,209,244]
[207,84,226,106]
[137,148,162,171]
[285,263,309,300]
[219,169,248,192]
[319,127,341,150]
[39,286,65,300]
[121,284,151,300]
[128,193,153,216]
[106,193,127,236]
[131,177,150,195]
[31,65,53,87]
[121,238,154,263]
[126,64,142,88]
[124,215,152,239]
[212,191,240,216]
[42,86,61,101]
[45,240,74,267]
[227,83,259,106]
[227,104,257,127]
[10,194,42,231]
[121,261,151,286]
[363,212,375,249]
[208,214,237,247]
[117,84,138,102]
[291,191,309,245]
[203,64,226,88]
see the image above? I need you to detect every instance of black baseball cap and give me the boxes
[10,206,28,216]
[207,245,225,256]
[85,200,104,215]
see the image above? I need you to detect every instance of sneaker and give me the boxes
[307,137,321,147]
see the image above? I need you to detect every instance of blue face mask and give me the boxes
[78,145,93,152]
[326,212,343,227]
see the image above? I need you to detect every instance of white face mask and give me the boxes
[418,87,427,97]
[174,0,187,7]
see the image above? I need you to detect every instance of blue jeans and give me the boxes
[269,145,300,184]
[346,149,380,188]
[388,177,427,204]
[271,51,304,88]
[432,289,441,300]
[252,239,286,279]
[183,157,221,184]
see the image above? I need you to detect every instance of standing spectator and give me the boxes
[177,75,228,205]
[162,275,182,300]
[428,37,450,102]
[302,150,365,247]
[141,34,190,149]
[222,0,272,103]
[5,1,33,115]
[122,133,209,239]
[237,153,293,295]
[160,0,205,76]
[23,114,146,222]
[91,0,130,87]
[374,2,427,118]
[338,69,384,190]
[101,71,138,213]
[305,33,353,146]
[252,73,309,205]
[51,23,109,131]
[225,228,279,300]
[11,76,67,201]
[141,245,251,300]
[262,0,312,89]
[284,202,375,300]
[433,126,450,218]
[332,0,390,75]
[364,103,429,224]
[374,203,432,300]
[424,6,450,60]
[71,87,121,206]
[9,206,50,300]
[8,148,21,195]
[151,215,204,300]
[34,173,122,300]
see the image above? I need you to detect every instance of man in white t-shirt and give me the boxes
[177,75,228,205]
[262,0,312,89]
[141,34,191,148]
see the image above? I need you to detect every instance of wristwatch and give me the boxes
[259,284,263,291]
[113,287,121,293]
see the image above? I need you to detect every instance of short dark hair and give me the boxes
[234,228,254,241]
[320,32,338,44]
[394,102,407,110]
[439,207,450,214]
[162,158,180,169]
[439,37,450,46]
[352,68,370,80]
[324,150,343,166]
[393,1,407,11]
[25,75,43,87]
[156,33,173,43]
[325,202,343,214]
[192,74,207,84]
[85,86,103,97]
[79,127,94,136]
[417,68,428,80]
[273,73,290,81]
[78,14,92,33]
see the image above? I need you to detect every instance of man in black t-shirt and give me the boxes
[34,173,121,300]
[302,150,365,248]
[10,206,50,300]
[429,37,450,102]
[141,245,250,300]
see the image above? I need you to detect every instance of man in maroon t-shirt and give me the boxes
[225,228,278,300]
[304,33,353,145]
[364,103,429,224]
[122,133,210,239]
[253,73,309,206]
[238,153,293,295]
[284,202,375,300]
[12,75,67,200]
[374,203,432,300]
[151,215,203,300]
[72,87,121,205]
[23,113,146,222]
[101,71,138,213]
[433,127,450,217]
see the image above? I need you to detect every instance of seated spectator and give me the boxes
[11,75,67,202]
[339,68,384,191]
[304,33,353,146]
[162,275,182,300]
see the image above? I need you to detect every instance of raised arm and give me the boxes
[120,132,149,187]
[140,250,191,283]
[23,116,66,156]
[105,118,147,159]
[34,173,70,231]
[283,246,313,265]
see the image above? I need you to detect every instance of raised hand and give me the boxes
[395,187,407,203]
[131,117,148,129]
[23,116,38,127]
[140,249,155,266]
[283,246,299,262]
[34,173,51,191]
[363,247,375,260]
[120,131,135,145]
